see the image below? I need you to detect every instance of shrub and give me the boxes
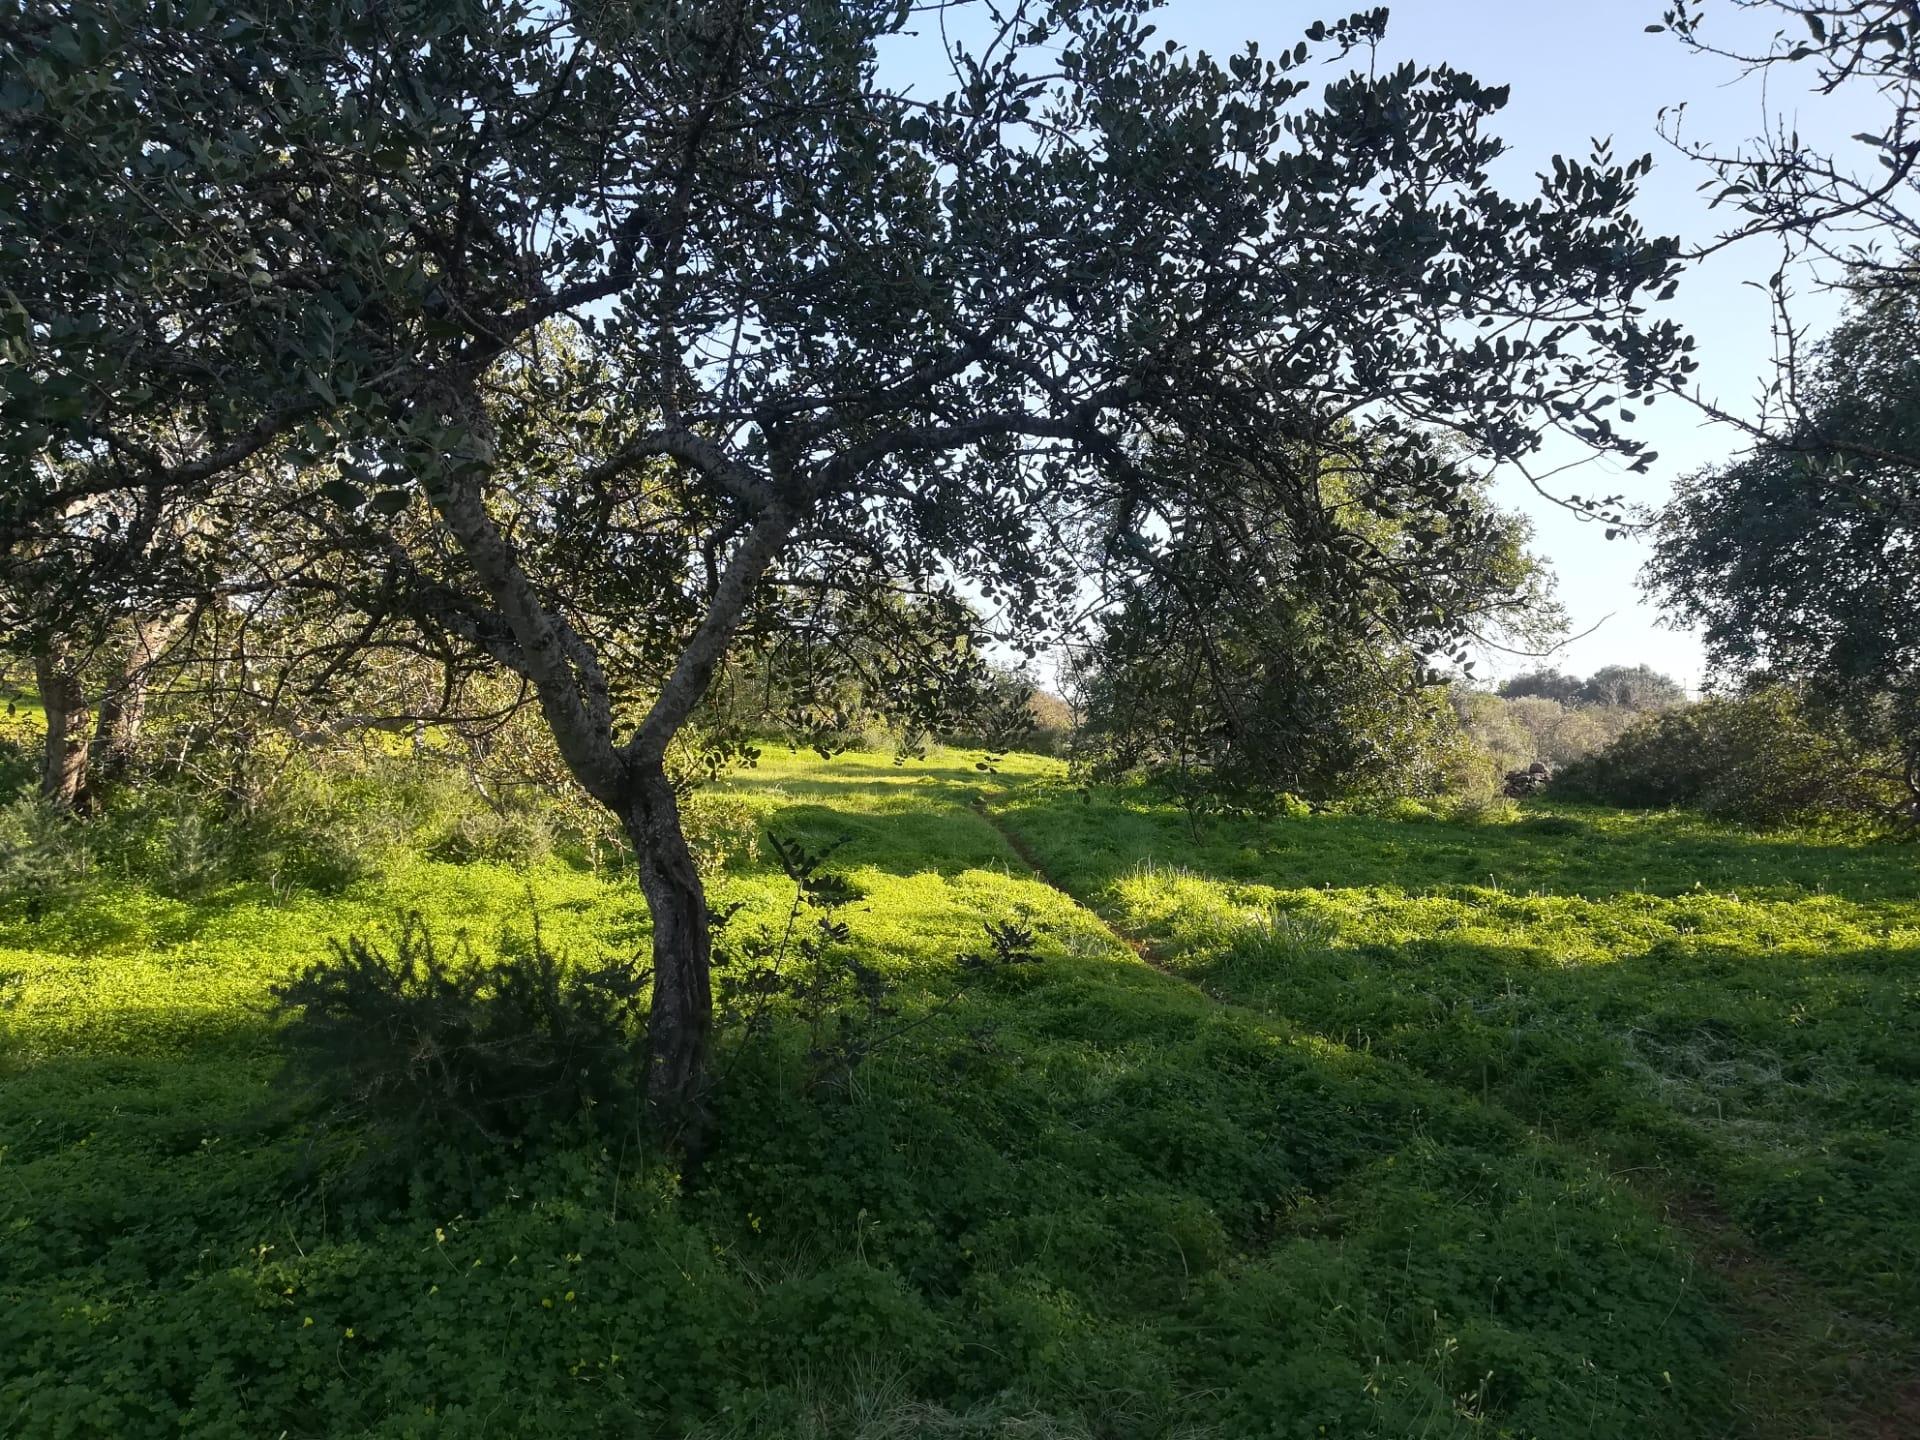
[273,912,649,1152]
[0,795,93,912]
[0,713,37,802]
[682,787,762,878]
[1448,790,1519,826]
[1452,690,1643,777]
[1556,686,1907,827]
[37,746,614,897]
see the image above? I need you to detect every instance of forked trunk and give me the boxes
[34,650,92,812]
[625,762,713,1138]
[93,613,184,785]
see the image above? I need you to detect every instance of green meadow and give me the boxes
[3,749,1916,1437]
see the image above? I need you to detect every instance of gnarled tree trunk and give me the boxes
[624,762,714,1137]
[33,647,92,811]
[92,612,186,787]
[417,382,799,1145]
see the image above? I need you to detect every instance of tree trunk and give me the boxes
[34,649,92,811]
[92,612,184,787]
[624,761,714,1138]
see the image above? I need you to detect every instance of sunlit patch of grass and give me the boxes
[998,778,1920,1356]
[12,746,1894,1436]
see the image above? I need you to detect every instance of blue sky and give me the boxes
[887,2,1884,690]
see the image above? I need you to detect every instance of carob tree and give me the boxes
[0,0,1691,1132]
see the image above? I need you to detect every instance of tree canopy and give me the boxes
[1072,438,1556,801]
[1,0,1695,1129]
[1500,664,1687,710]
[1649,276,1920,805]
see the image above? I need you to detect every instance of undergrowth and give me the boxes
[1,750,1904,1436]
[998,775,1920,1434]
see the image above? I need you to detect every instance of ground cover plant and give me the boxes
[8,3,1920,1434]
[995,777,1920,1435]
[5,747,1853,1438]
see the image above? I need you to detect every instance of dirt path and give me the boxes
[973,793,1920,1440]
[971,796,1183,978]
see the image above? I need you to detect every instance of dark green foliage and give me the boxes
[1503,664,1687,710]
[0,711,36,799]
[1555,686,1910,827]
[1071,453,1545,805]
[274,913,648,1150]
[1581,663,1690,709]
[1649,277,1920,811]
[1499,667,1587,704]
[1076,578,1474,804]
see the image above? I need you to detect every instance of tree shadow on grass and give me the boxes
[4,766,1906,1437]
[980,785,1920,1421]
[997,785,1920,906]
[0,1008,308,1293]
[723,767,1011,808]
[745,801,1021,881]
[0,918,1847,1439]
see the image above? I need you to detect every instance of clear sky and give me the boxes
[889,2,1884,691]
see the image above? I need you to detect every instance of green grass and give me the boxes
[1,750,1911,1436]
[996,778,1920,1433]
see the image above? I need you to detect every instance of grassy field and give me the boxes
[2,750,1916,1437]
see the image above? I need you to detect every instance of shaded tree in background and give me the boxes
[1579,663,1690,709]
[1459,665,1688,780]
[1499,668,1586,705]
[1453,692,1646,776]
[1500,663,1686,709]
[1646,3,1920,819]
[1649,279,1920,812]
[0,410,208,810]
[1556,683,1911,826]
[1,0,1693,1132]
[1072,438,1559,803]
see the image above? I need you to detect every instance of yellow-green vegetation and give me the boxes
[998,779,1920,1434]
[2,750,1913,1437]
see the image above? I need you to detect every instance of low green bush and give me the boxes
[0,794,93,912]
[0,712,39,801]
[1555,686,1908,829]
[274,912,649,1158]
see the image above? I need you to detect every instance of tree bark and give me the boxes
[92,612,185,787]
[624,760,713,1138]
[34,648,92,811]
[416,383,796,1143]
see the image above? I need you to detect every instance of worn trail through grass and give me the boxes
[982,781,1920,1440]
[976,797,1874,1435]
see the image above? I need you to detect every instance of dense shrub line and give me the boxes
[1557,686,1916,830]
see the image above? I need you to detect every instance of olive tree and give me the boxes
[0,0,1691,1130]
[1071,433,1561,801]
[1649,279,1920,811]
